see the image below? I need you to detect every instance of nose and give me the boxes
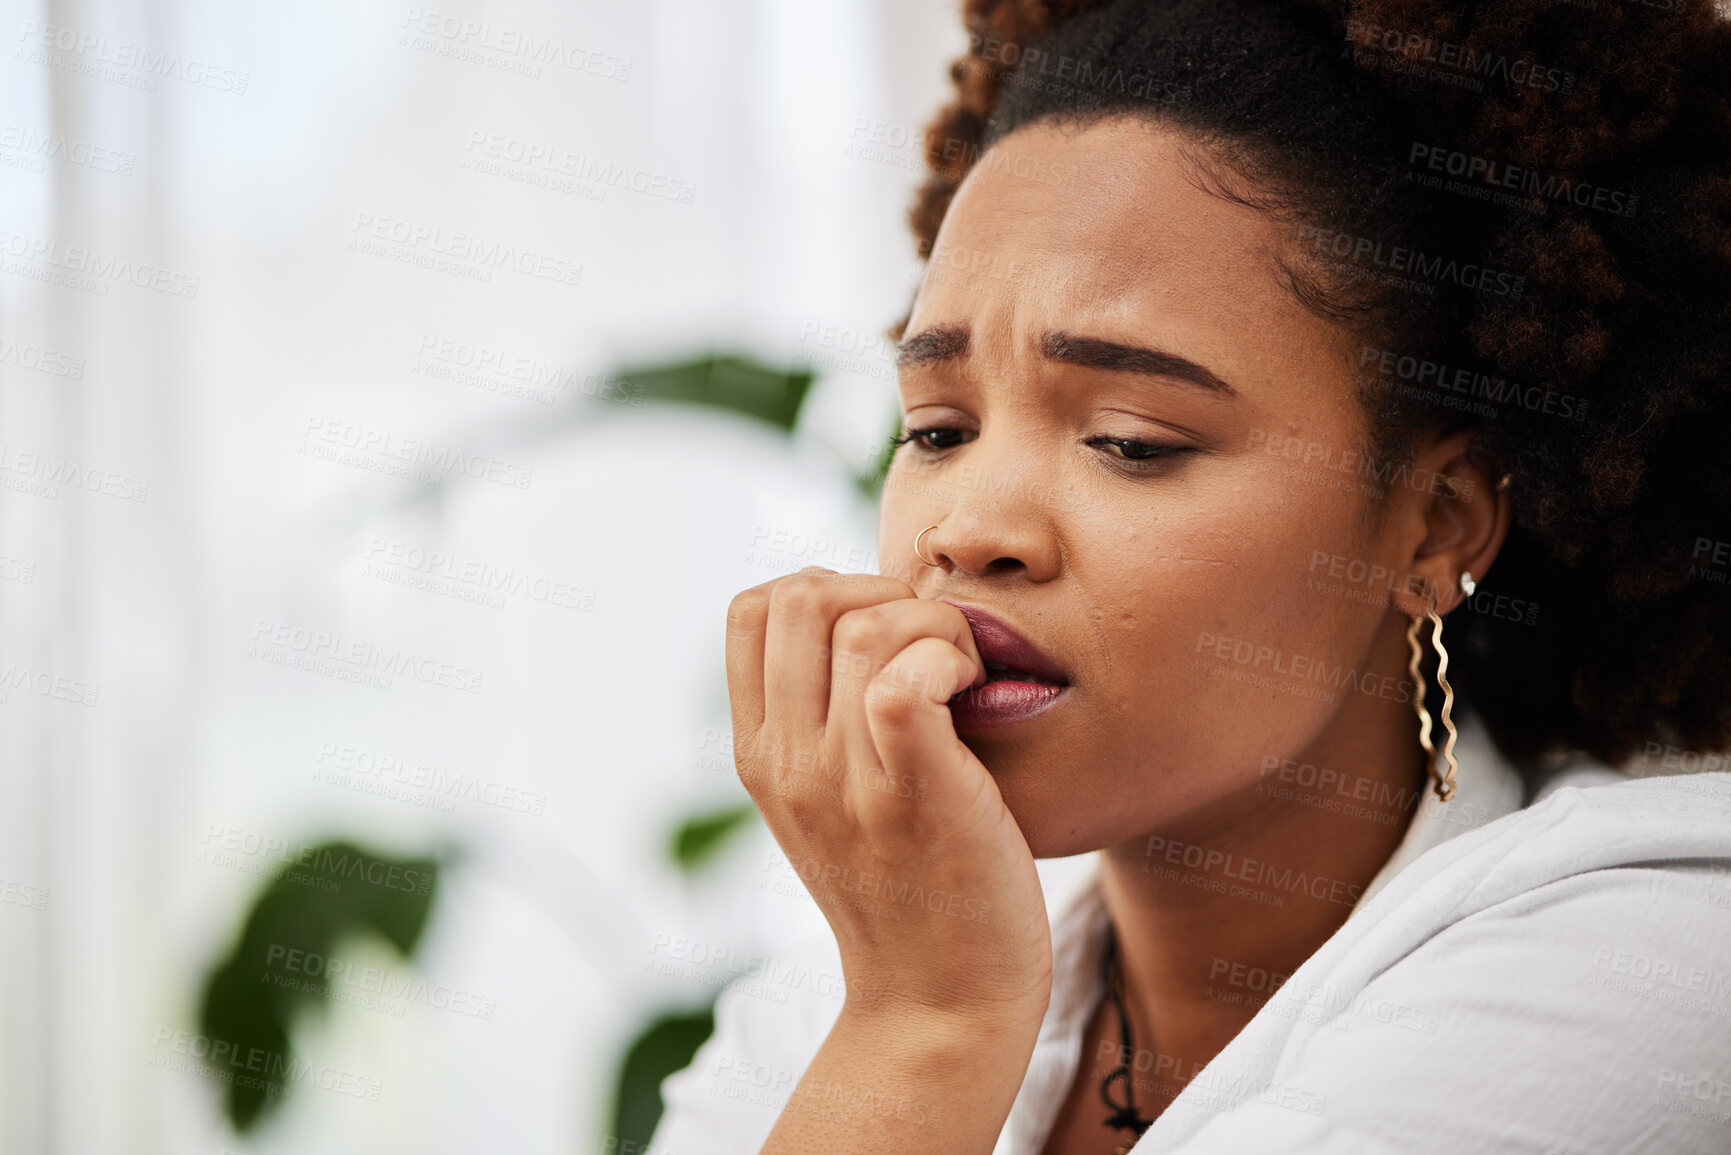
[910,479,1063,582]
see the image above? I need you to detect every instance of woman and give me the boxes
[656,0,1731,1151]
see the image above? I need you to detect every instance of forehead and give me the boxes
[909,117,1341,357]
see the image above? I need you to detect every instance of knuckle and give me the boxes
[855,574,916,604]
[879,575,917,601]
[863,673,923,724]
[735,734,784,794]
[935,599,972,632]
[769,573,829,617]
[832,607,891,656]
[848,783,901,835]
[731,735,763,774]
[726,587,769,632]
[734,756,768,798]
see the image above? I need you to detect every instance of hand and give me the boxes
[725,568,1054,1028]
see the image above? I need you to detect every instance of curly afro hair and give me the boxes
[904,0,1731,773]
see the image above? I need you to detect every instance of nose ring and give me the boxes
[914,525,941,567]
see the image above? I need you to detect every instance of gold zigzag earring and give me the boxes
[1405,573,1470,802]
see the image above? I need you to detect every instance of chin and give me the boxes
[1015,805,1109,860]
[970,740,1108,859]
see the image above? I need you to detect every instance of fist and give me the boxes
[724,568,1054,1021]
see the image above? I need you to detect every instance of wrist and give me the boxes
[837,990,1049,1068]
[759,990,1047,1153]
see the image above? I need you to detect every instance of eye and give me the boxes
[890,426,972,453]
[1086,435,1192,463]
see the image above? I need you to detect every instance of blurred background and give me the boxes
[0,1,976,1151]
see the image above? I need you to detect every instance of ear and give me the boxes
[1394,430,1512,616]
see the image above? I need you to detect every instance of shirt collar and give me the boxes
[1005,712,1529,1150]
[1353,709,1525,912]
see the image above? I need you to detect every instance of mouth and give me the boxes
[939,600,1071,686]
[939,600,1071,731]
[981,661,1064,686]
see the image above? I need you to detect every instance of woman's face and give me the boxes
[882,116,1440,858]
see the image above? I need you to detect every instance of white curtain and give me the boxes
[0,0,964,1150]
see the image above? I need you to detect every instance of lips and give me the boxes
[940,601,1071,686]
[939,601,1071,732]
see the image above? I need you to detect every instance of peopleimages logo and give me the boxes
[300,416,534,490]
[149,1028,383,1100]
[1193,630,1414,706]
[762,850,992,922]
[1344,21,1576,96]
[313,740,549,816]
[1247,428,1474,499]
[0,123,135,174]
[1295,225,1525,297]
[967,31,1193,107]
[15,21,250,93]
[247,618,485,695]
[1357,344,1589,423]
[0,877,48,910]
[198,824,435,895]
[347,211,583,287]
[399,8,632,81]
[1591,947,1731,998]
[0,664,100,707]
[263,944,498,1019]
[0,227,200,298]
[0,444,149,502]
[1408,143,1637,218]
[0,337,86,379]
[1141,833,1367,908]
[647,934,848,1001]
[463,131,694,203]
[362,537,595,612]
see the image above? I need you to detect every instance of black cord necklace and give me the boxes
[1098,922,1155,1154]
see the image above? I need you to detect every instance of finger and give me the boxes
[830,598,987,705]
[724,578,780,741]
[763,569,914,735]
[828,600,987,792]
[861,636,983,806]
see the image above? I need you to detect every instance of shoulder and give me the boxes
[1352,770,1731,1063]
[1479,768,1731,901]
[1354,767,1731,925]
[1199,772,1731,1154]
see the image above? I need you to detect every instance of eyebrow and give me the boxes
[895,324,969,367]
[897,324,1238,398]
[1041,331,1238,398]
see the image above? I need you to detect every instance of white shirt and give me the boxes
[652,715,1731,1154]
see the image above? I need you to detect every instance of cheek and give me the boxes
[1074,487,1386,762]
[877,472,928,584]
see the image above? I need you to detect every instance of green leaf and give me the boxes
[856,421,900,499]
[196,840,441,1132]
[670,804,756,873]
[609,1004,717,1153]
[622,355,815,431]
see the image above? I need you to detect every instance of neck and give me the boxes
[1094,626,1429,1099]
